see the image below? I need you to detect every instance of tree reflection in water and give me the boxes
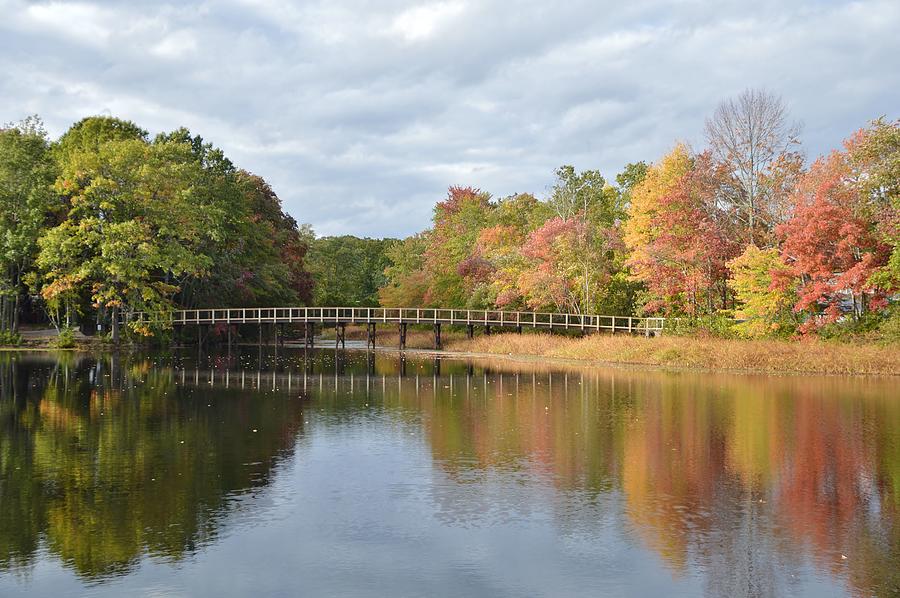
[0,350,896,597]
[0,353,306,581]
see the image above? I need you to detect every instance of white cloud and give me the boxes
[151,30,199,59]
[388,1,466,42]
[23,2,114,47]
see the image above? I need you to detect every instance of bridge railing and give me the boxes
[125,307,667,334]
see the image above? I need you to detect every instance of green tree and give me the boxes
[307,236,393,306]
[546,166,631,313]
[615,161,649,202]
[845,117,900,292]
[35,138,210,339]
[150,130,313,309]
[53,116,147,164]
[379,234,429,307]
[0,116,57,332]
[548,165,621,224]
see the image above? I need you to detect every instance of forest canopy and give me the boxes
[1,116,315,339]
[1,91,898,342]
[378,92,899,339]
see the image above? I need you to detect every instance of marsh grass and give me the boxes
[443,332,900,376]
[317,324,897,375]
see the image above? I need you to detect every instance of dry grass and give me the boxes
[442,332,900,376]
[312,324,898,375]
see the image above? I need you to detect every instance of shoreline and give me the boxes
[370,345,899,378]
[334,329,900,377]
[5,330,898,377]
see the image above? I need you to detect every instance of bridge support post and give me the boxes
[516,325,522,334]
[366,323,376,349]
[399,323,407,350]
[336,323,346,349]
[466,324,474,339]
[433,323,442,350]
[484,324,491,336]
[305,322,314,347]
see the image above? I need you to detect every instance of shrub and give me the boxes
[664,313,738,338]
[817,313,884,342]
[876,305,900,344]
[0,330,22,346]
[55,327,76,349]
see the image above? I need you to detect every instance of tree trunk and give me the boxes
[12,292,20,333]
[112,306,120,344]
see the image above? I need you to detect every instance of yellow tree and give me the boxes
[623,145,693,298]
[727,245,797,337]
[623,145,734,315]
[623,144,693,259]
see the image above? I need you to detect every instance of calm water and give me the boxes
[0,349,897,597]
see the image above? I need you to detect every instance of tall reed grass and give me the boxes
[444,332,899,376]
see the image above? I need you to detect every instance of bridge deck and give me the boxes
[130,307,665,334]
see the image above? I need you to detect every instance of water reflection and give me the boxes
[0,350,897,597]
[0,353,305,581]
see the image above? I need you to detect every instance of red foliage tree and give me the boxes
[422,186,492,306]
[627,152,736,315]
[518,218,580,311]
[776,152,891,331]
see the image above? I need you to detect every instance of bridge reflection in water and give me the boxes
[0,349,897,597]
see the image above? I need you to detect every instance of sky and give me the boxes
[1,0,898,238]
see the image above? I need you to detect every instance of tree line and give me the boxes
[0,113,401,342]
[379,90,898,338]
[0,115,322,341]
[2,91,897,342]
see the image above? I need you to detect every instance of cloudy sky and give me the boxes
[2,0,898,237]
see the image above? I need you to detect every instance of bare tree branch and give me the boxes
[705,89,802,246]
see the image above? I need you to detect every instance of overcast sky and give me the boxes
[2,0,898,238]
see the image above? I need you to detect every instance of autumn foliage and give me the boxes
[624,148,737,315]
[3,100,896,342]
[381,115,899,339]
[777,152,891,331]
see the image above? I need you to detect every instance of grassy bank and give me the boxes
[329,324,899,375]
[8,324,896,376]
[439,332,899,376]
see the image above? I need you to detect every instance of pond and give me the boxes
[0,349,897,597]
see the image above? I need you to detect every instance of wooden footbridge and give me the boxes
[127,307,666,349]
